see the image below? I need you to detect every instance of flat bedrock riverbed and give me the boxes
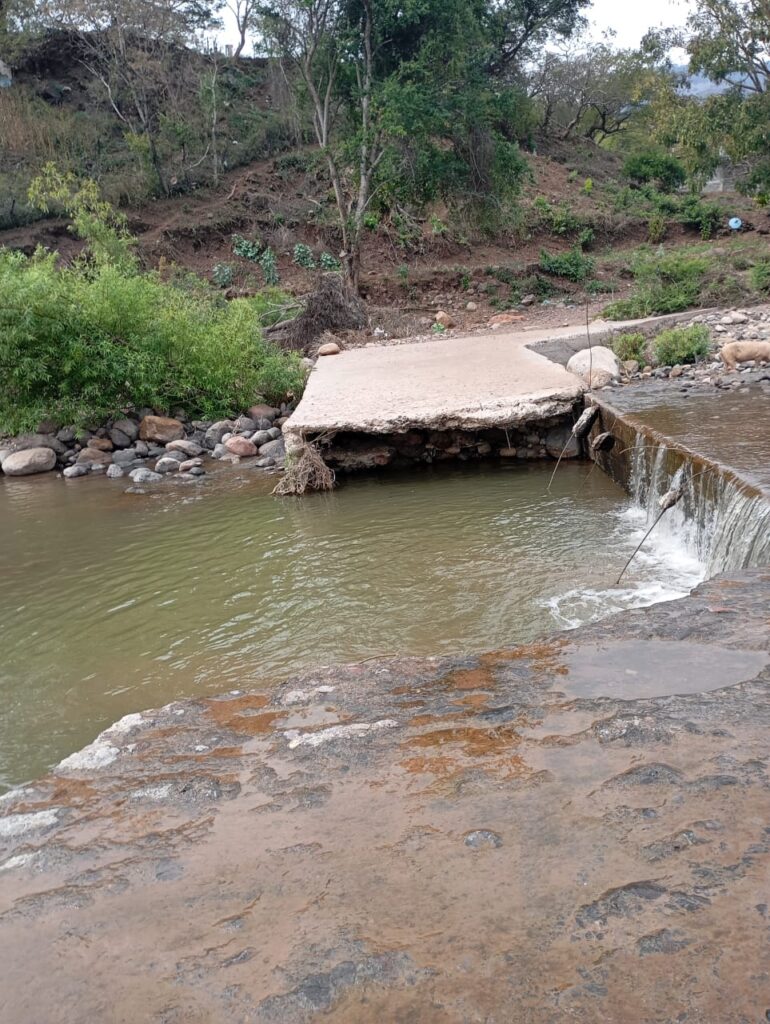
[2,568,770,1023]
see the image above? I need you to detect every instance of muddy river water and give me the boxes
[0,460,701,788]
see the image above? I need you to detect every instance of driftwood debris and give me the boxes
[266,274,367,352]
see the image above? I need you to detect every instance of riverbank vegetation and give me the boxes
[0,169,305,434]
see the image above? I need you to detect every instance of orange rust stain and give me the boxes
[205,696,281,736]
[440,666,496,691]
[405,725,521,758]
[409,712,465,727]
[454,693,490,708]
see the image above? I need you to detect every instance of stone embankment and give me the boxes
[1,569,769,1022]
[0,403,291,483]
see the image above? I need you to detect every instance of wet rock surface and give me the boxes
[1,569,770,1022]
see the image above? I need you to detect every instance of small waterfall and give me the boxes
[627,431,770,576]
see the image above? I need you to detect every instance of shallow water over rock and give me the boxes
[0,461,701,788]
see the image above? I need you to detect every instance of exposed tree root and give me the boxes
[272,440,336,496]
[266,274,367,352]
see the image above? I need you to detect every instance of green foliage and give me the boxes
[232,235,262,262]
[319,252,341,270]
[0,248,306,434]
[603,249,709,319]
[212,262,234,288]
[583,178,593,194]
[647,212,667,243]
[749,260,770,294]
[28,163,137,272]
[539,247,595,282]
[612,332,647,363]
[431,322,447,334]
[397,263,410,284]
[533,196,585,235]
[623,150,687,192]
[292,243,316,269]
[259,247,279,285]
[653,324,711,366]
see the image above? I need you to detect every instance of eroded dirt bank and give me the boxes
[2,570,770,1023]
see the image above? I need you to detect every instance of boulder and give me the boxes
[545,427,580,459]
[585,369,614,388]
[62,464,89,479]
[255,456,275,468]
[76,447,113,467]
[56,427,77,445]
[267,427,282,440]
[165,438,202,458]
[435,310,455,329]
[204,420,235,449]
[112,418,139,443]
[318,342,341,356]
[566,346,622,383]
[234,416,257,434]
[113,448,140,467]
[225,436,258,457]
[155,457,181,474]
[128,468,163,484]
[247,404,278,422]
[138,415,185,444]
[109,428,133,450]
[13,432,67,456]
[106,464,125,479]
[251,430,272,447]
[258,437,286,462]
[178,458,203,472]
[520,294,536,306]
[88,437,113,452]
[623,360,640,376]
[1,447,57,476]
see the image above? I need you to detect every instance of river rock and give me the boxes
[435,310,455,329]
[318,342,341,356]
[106,464,125,479]
[1,447,57,476]
[234,416,257,434]
[135,441,150,457]
[13,432,66,456]
[267,427,282,440]
[255,456,275,468]
[129,468,163,484]
[545,427,580,459]
[623,359,640,376]
[113,448,140,467]
[56,426,77,445]
[187,466,206,476]
[466,301,478,312]
[139,415,185,444]
[258,437,286,462]
[566,346,622,383]
[204,420,235,449]
[165,438,202,458]
[225,436,257,457]
[109,428,133,449]
[251,429,272,447]
[112,418,139,442]
[178,458,203,472]
[88,437,113,452]
[247,404,277,422]
[62,464,88,478]
[155,457,181,474]
[76,447,113,467]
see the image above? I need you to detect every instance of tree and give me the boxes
[485,0,591,77]
[34,0,223,193]
[227,0,256,56]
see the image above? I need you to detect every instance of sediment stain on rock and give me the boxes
[1,569,770,1022]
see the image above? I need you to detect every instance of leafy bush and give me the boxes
[0,248,306,433]
[647,212,667,243]
[679,197,723,240]
[319,252,341,271]
[292,243,316,269]
[603,249,709,319]
[212,262,234,288]
[749,259,770,293]
[612,332,647,364]
[232,235,262,262]
[259,247,279,285]
[624,151,687,192]
[653,324,711,366]
[539,247,595,282]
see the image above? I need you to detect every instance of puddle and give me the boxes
[548,641,768,700]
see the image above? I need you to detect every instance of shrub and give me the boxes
[612,332,647,364]
[259,247,279,285]
[0,248,306,433]
[232,234,262,262]
[750,259,770,293]
[292,243,316,269]
[212,262,234,288]
[647,212,667,243]
[539,247,595,282]
[679,197,723,240]
[319,251,341,271]
[624,151,687,192]
[653,324,711,366]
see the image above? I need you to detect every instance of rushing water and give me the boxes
[0,461,702,788]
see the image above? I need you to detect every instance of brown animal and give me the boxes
[719,340,770,371]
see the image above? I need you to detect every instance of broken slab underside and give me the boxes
[284,331,587,451]
[2,569,770,1022]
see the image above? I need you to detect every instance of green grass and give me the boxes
[653,324,711,366]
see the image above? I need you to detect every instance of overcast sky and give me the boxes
[215,0,694,53]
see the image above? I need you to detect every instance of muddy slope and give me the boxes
[2,569,770,1023]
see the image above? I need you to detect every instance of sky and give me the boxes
[216,0,694,53]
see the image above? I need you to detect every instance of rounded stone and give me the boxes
[1,447,57,476]
[225,436,258,457]
[318,342,341,356]
[138,415,185,444]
